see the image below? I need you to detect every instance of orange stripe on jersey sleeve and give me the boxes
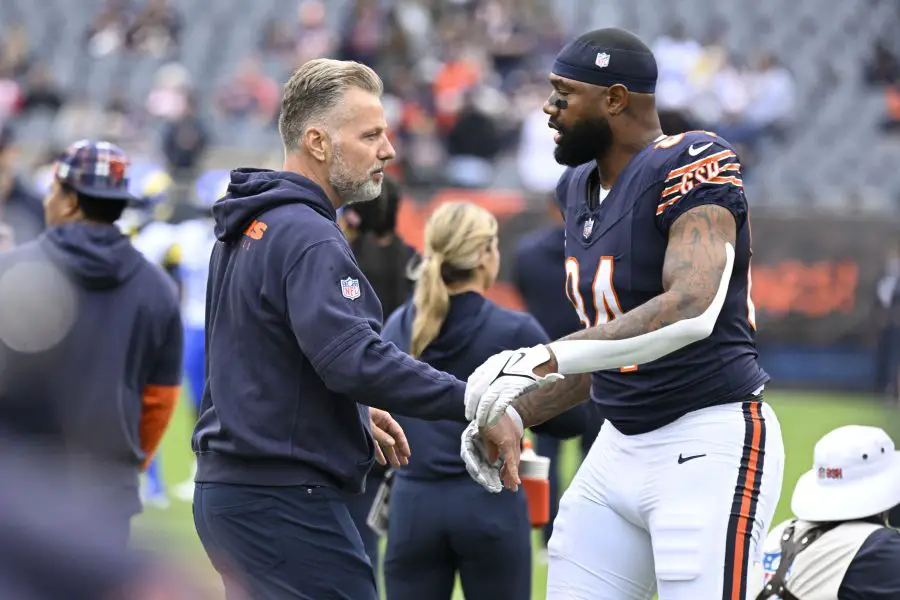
[140,384,180,470]
[657,152,742,216]
[665,150,734,179]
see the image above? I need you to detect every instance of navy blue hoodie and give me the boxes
[383,292,589,480]
[0,222,183,515]
[513,225,582,342]
[193,169,466,493]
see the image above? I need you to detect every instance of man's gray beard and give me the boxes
[329,146,382,205]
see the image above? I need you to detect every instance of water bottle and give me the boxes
[520,438,551,528]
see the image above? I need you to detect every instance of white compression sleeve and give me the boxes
[548,243,735,375]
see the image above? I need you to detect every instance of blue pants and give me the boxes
[194,483,377,600]
[145,458,165,496]
[183,326,206,414]
[344,467,385,576]
[384,475,531,600]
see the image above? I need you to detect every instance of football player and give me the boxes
[462,28,785,600]
[123,167,181,509]
[171,169,225,501]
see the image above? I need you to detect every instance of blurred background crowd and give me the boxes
[0,0,898,209]
[0,0,899,597]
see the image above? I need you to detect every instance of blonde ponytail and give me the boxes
[410,254,450,358]
[408,201,498,358]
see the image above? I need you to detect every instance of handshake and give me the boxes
[459,345,563,493]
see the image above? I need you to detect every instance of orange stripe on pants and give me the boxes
[726,402,763,600]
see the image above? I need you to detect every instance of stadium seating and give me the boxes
[1,0,898,209]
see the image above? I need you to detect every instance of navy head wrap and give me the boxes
[551,39,658,94]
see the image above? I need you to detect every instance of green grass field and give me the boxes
[132,390,898,599]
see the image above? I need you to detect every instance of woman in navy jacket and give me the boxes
[382,201,588,600]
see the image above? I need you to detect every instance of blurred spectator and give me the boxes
[215,57,280,124]
[162,94,210,181]
[103,88,142,146]
[432,46,485,133]
[390,0,434,63]
[339,0,388,67]
[55,94,109,145]
[146,62,191,122]
[0,124,43,245]
[84,0,131,58]
[0,23,32,77]
[863,40,900,134]
[346,175,416,315]
[652,23,703,113]
[444,89,501,187]
[259,20,296,63]
[290,0,337,65]
[517,87,566,193]
[0,65,22,122]
[478,0,536,85]
[865,41,900,86]
[884,87,900,133]
[19,63,65,115]
[743,54,796,137]
[126,0,182,59]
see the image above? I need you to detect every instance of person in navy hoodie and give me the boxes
[382,201,588,600]
[191,58,476,600]
[0,140,183,547]
[512,197,604,549]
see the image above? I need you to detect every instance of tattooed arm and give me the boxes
[511,204,737,428]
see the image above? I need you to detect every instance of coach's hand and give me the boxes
[460,421,503,493]
[465,345,563,427]
[370,408,410,468]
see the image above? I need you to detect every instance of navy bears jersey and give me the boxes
[556,130,769,434]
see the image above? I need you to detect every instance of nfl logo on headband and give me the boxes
[595,52,610,68]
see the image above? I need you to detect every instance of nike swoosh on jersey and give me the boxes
[677,453,706,464]
[688,142,713,156]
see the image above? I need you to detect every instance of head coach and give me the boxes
[191,59,476,600]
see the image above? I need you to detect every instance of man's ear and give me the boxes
[62,190,81,218]
[304,127,330,162]
[606,84,629,117]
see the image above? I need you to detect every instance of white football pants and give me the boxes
[546,400,784,600]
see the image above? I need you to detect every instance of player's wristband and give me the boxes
[549,243,735,375]
[506,405,524,437]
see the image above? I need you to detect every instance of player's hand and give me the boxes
[466,345,564,427]
[460,421,503,493]
[464,350,515,420]
[369,408,410,468]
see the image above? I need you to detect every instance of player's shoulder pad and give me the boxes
[647,130,740,174]
[650,131,744,217]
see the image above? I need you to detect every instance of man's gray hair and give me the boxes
[279,58,384,152]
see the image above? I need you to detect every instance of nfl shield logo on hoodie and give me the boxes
[341,277,361,300]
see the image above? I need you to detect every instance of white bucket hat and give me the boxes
[792,425,900,522]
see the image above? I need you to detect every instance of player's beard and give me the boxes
[329,143,384,206]
[553,115,614,167]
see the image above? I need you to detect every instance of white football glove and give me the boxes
[460,421,503,493]
[464,345,564,427]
